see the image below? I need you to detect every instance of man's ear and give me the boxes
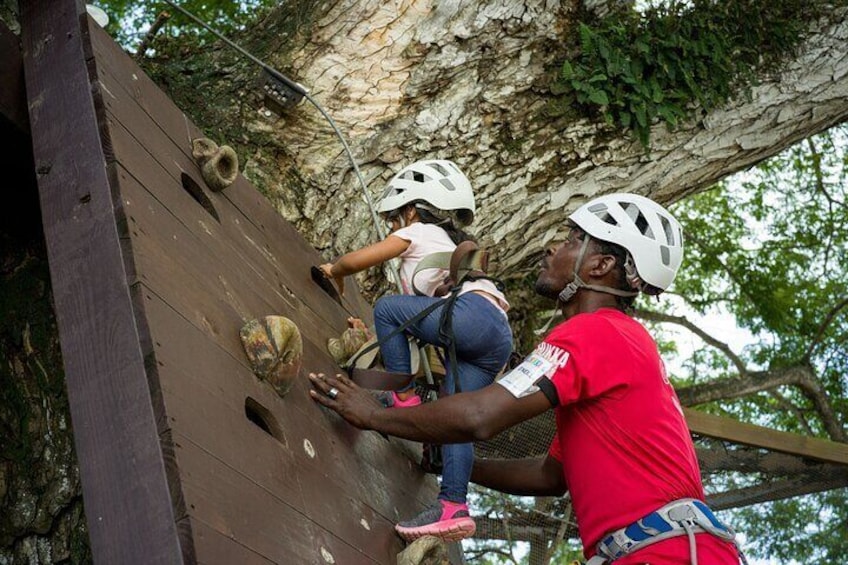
[588,254,617,278]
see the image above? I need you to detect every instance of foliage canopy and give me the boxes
[556,0,826,147]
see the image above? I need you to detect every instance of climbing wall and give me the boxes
[22,5,438,564]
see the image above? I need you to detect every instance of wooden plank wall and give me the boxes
[87,15,439,565]
[22,4,439,564]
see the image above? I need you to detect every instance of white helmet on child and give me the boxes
[377,159,476,225]
[569,192,684,293]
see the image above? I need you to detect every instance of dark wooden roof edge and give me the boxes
[20,4,183,563]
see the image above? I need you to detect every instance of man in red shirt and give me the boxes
[310,193,743,564]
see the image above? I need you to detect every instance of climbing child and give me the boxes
[319,159,512,542]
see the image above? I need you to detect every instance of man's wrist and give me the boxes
[365,404,380,431]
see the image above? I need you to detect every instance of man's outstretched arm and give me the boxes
[309,372,553,444]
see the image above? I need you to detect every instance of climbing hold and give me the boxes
[397,536,449,565]
[327,319,372,366]
[319,547,335,564]
[239,316,303,398]
[303,438,316,459]
[310,265,342,304]
[191,137,239,192]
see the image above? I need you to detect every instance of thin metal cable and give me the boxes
[160,0,402,291]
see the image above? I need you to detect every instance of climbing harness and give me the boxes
[410,240,489,298]
[345,241,503,397]
[343,243,501,477]
[586,498,747,565]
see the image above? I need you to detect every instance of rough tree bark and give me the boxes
[146,0,848,289]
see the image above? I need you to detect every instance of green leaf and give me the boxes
[588,90,610,105]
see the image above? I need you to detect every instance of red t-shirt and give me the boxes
[539,309,739,564]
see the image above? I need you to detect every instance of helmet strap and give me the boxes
[557,236,639,304]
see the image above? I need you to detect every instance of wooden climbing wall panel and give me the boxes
[22,4,437,564]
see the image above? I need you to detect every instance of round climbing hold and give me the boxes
[192,137,239,192]
[239,316,303,398]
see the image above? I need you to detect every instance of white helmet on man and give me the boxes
[569,193,684,293]
[376,159,476,226]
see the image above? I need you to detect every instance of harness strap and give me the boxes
[411,241,489,296]
[589,498,742,565]
[558,237,638,304]
[345,297,446,371]
[449,240,489,286]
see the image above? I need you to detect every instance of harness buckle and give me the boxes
[593,498,738,563]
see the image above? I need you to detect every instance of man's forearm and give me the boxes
[368,392,484,443]
[471,455,567,497]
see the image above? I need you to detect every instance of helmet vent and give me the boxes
[627,205,652,239]
[660,215,675,245]
[440,178,457,191]
[401,170,431,183]
[660,245,670,266]
[381,186,403,199]
[431,163,449,176]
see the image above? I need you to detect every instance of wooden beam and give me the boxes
[708,470,848,511]
[19,3,182,563]
[684,408,848,466]
[697,446,846,476]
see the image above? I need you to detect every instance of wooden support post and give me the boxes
[19,2,183,563]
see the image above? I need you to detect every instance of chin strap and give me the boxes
[557,236,639,304]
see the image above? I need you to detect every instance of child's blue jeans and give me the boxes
[373,292,513,503]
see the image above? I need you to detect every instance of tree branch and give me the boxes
[767,390,814,436]
[135,11,170,59]
[678,365,846,442]
[632,307,748,375]
[634,307,845,442]
[188,3,848,280]
[803,296,848,363]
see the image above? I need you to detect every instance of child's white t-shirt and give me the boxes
[391,223,510,313]
[392,223,454,296]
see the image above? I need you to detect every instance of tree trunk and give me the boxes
[0,223,90,563]
[145,1,848,291]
